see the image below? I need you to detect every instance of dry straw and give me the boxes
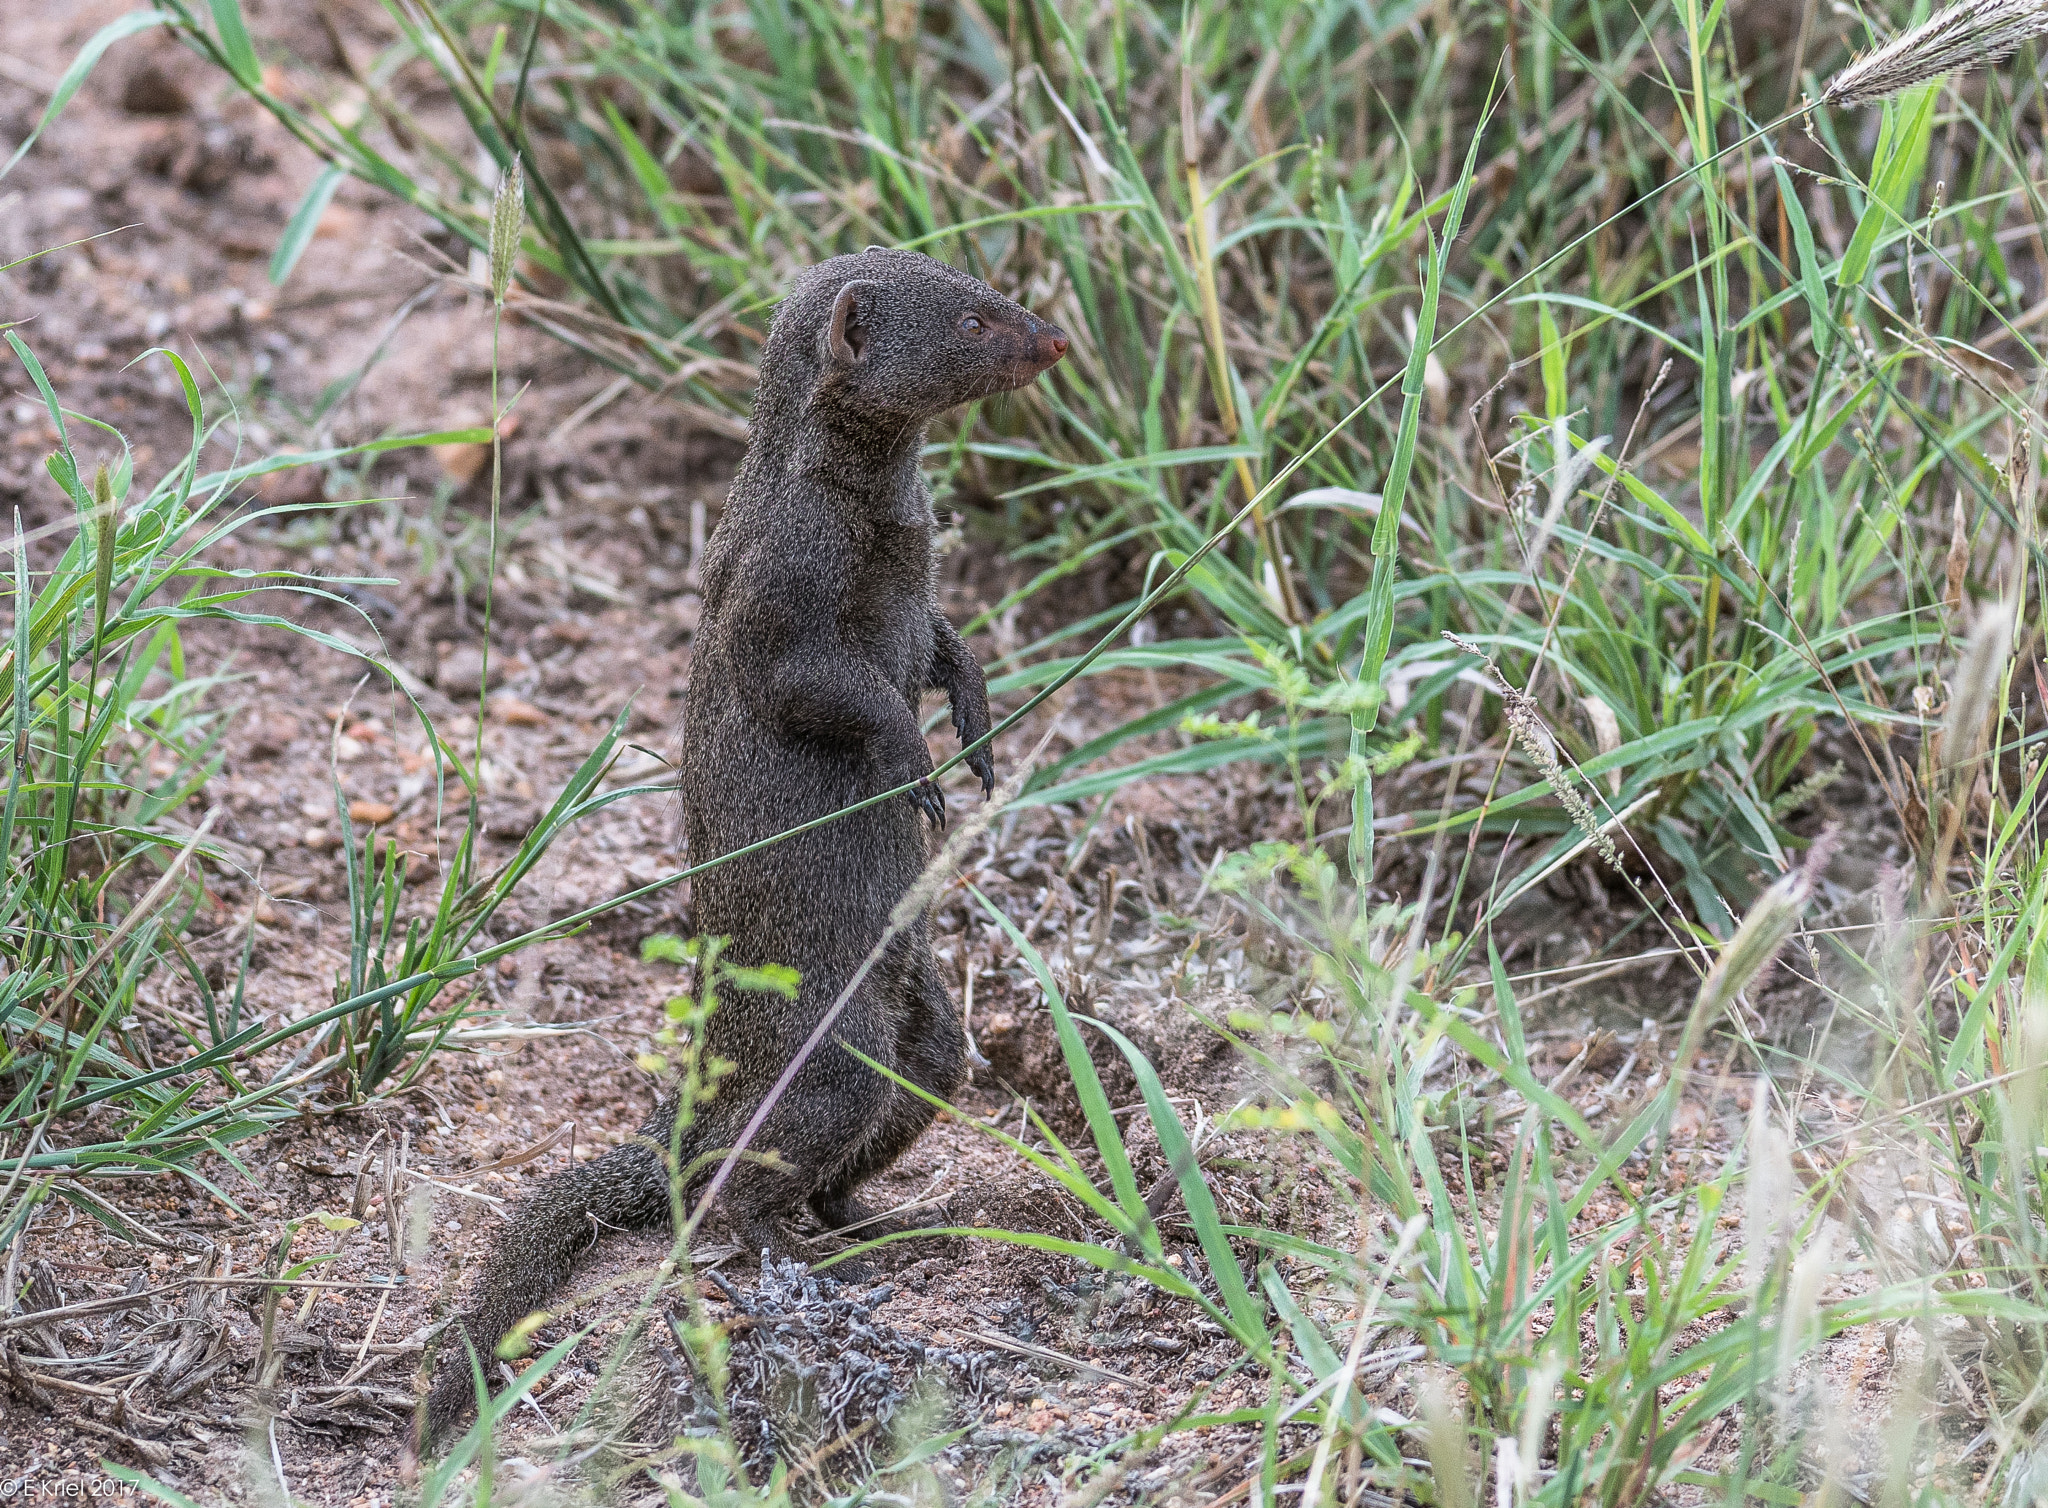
[1822,0,2048,109]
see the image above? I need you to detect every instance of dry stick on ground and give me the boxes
[195,1276,405,1292]
[0,1283,170,1331]
[383,1135,402,1268]
[350,1285,395,1379]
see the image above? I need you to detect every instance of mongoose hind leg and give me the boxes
[719,973,901,1264]
[805,936,964,1246]
[726,1194,817,1269]
[809,1187,916,1239]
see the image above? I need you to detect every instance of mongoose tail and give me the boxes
[414,1115,683,1450]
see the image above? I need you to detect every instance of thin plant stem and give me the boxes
[478,306,502,777]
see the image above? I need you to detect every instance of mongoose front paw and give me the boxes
[913,778,946,829]
[967,747,996,798]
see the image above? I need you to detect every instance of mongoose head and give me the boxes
[773,247,1067,427]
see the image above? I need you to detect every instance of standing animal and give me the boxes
[414,248,1067,1449]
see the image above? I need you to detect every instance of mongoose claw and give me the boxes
[913,778,946,829]
[967,748,996,798]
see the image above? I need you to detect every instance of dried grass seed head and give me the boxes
[489,153,524,305]
[1941,594,2017,781]
[1777,1224,1835,1388]
[1744,1083,1793,1290]
[1417,1370,1474,1508]
[1821,0,2048,109]
[2013,975,2048,1151]
[89,464,116,623]
[1443,632,1623,873]
[1677,827,1841,1079]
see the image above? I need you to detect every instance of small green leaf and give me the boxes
[208,0,263,88]
[99,1465,205,1508]
[972,887,1150,1240]
[270,164,345,286]
[641,933,691,965]
[499,1309,551,1359]
[1837,84,1937,290]
[722,963,801,998]
[1771,160,1831,361]
[1538,296,1567,421]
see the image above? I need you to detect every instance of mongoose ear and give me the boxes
[827,279,881,365]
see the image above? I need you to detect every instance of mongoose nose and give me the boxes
[1026,313,1068,364]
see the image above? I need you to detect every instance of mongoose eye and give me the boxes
[959,315,985,334]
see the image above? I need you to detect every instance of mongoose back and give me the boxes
[416,248,1067,1448]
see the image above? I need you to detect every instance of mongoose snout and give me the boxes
[414,247,1063,1455]
[975,308,1068,385]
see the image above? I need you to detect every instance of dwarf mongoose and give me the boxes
[416,248,1067,1445]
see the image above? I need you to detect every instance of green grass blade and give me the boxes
[0,11,166,181]
[269,163,346,286]
[1085,1013,1267,1352]
[205,0,263,88]
[971,885,1150,1242]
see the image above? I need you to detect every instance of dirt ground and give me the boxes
[0,5,1923,1505]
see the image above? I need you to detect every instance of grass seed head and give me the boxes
[1417,1371,1475,1508]
[1445,632,1623,872]
[489,153,524,305]
[1771,760,1844,819]
[404,1181,433,1272]
[2012,961,2048,1150]
[1777,1225,1833,1387]
[1940,594,2016,782]
[1678,828,1840,1079]
[1514,1351,1565,1492]
[1580,694,1622,794]
[90,464,116,626]
[1720,846,1819,977]
[1745,1083,1793,1290]
[1943,494,1970,617]
[1821,0,2048,109]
